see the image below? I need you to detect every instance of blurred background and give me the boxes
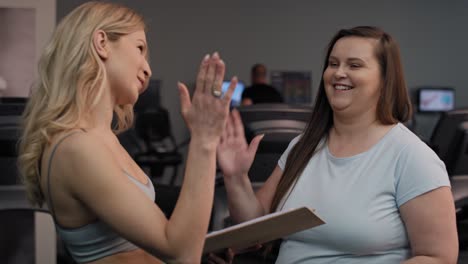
[1,0,468,263]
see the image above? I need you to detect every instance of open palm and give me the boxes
[178,53,237,146]
[217,110,263,179]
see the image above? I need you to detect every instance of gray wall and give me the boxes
[56,0,468,180]
[0,8,35,97]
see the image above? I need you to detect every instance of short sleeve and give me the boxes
[395,140,450,208]
[278,135,302,170]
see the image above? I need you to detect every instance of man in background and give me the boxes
[241,63,283,106]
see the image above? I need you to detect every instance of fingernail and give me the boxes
[177,81,183,89]
[213,51,219,57]
[204,54,210,61]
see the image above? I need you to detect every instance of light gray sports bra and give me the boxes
[45,131,156,263]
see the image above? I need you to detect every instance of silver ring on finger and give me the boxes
[212,89,222,98]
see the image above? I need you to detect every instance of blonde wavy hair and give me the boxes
[18,1,146,206]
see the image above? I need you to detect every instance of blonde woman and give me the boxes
[18,2,236,263]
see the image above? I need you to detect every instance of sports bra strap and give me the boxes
[46,130,85,222]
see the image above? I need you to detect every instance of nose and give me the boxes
[334,66,347,79]
[143,60,152,79]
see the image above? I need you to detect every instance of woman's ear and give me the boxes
[93,30,109,60]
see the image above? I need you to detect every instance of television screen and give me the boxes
[418,87,455,112]
[221,80,245,107]
[271,71,312,104]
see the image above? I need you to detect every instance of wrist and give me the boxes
[189,136,219,152]
[223,172,249,184]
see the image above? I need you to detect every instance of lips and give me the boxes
[138,77,145,88]
[334,84,353,91]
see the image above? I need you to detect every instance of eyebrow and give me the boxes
[137,39,147,47]
[329,56,366,63]
[347,57,366,62]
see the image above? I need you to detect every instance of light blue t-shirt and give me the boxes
[275,123,450,264]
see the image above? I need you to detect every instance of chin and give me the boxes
[329,99,351,111]
[128,89,140,104]
[129,96,139,106]
[331,106,348,114]
[117,94,138,106]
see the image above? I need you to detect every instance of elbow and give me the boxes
[443,253,459,264]
[410,237,459,263]
[144,246,202,263]
[410,252,459,264]
[159,242,202,264]
[435,255,458,264]
[165,252,201,264]
[176,256,202,264]
[439,243,459,264]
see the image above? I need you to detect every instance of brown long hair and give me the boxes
[270,26,413,212]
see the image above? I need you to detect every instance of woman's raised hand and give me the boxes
[217,109,264,179]
[178,52,237,147]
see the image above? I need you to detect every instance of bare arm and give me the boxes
[62,136,197,262]
[223,165,284,223]
[165,52,236,261]
[400,187,458,264]
[164,138,217,260]
[255,165,283,214]
[63,53,236,263]
[218,110,283,223]
[223,171,262,222]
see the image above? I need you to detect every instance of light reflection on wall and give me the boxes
[0,8,35,97]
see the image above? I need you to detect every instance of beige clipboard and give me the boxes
[203,206,325,254]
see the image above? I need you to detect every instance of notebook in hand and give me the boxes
[203,206,325,254]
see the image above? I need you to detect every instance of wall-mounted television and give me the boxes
[221,80,245,107]
[417,87,455,112]
[271,71,312,104]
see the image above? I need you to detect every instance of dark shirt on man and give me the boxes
[241,84,283,104]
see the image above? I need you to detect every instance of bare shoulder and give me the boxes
[50,131,121,193]
[53,131,115,167]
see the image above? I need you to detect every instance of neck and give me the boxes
[331,107,380,141]
[79,84,115,132]
[328,109,397,157]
